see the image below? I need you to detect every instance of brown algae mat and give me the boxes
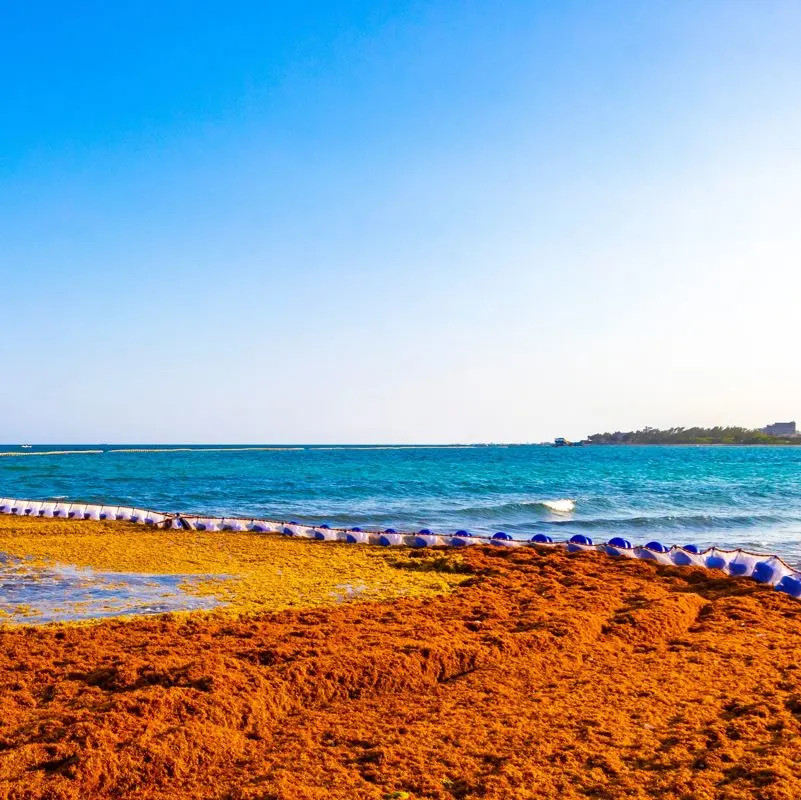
[0,516,469,618]
[1,529,801,799]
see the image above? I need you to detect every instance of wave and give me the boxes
[539,498,576,515]
[478,498,577,515]
[543,512,790,532]
[394,499,579,521]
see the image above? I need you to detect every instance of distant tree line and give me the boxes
[586,426,801,445]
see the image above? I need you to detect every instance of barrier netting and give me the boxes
[1,497,799,599]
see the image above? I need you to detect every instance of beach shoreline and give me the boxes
[0,517,800,798]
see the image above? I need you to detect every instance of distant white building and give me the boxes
[762,421,797,436]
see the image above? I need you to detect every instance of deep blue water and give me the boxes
[2,444,801,564]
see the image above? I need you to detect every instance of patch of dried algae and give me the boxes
[0,516,469,617]
[1,546,800,800]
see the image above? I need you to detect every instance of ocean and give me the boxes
[2,444,801,564]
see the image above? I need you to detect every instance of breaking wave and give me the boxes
[542,512,789,532]
[538,498,576,514]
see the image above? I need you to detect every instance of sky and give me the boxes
[2,0,800,443]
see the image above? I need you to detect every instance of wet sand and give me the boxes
[0,520,800,799]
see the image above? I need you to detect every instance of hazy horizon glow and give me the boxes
[3,1,800,444]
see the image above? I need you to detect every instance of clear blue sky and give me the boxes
[2,1,800,443]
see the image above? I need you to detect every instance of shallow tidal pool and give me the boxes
[0,554,221,624]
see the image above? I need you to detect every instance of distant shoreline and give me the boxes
[584,425,801,447]
[584,441,801,447]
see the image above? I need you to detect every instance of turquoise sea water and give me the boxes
[2,444,801,564]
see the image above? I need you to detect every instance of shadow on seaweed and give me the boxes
[385,551,475,575]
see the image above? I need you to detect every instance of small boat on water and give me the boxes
[20,444,32,449]
[552,438,584,447]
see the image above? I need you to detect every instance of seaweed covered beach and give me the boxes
[0,518,800,799]
[0,516,469,623]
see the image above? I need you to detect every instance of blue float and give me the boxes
[530,533,553,544]
[607,537,632,549]
[706,555,727,571]
[728,562,750,577]
[671,550,696,566]
[378,528,402,546]
[492,531,512,541]
[319,524,330,529]
[683,544,699,553]
[605,536,632,557]
[644,541,668,553]
[776,575,801,598]
[569,534,593,546]
[454,529,471,537]
[351,527,363,532]
[752,562,776,584]
[410,529,436,547]
[567,533,593,552]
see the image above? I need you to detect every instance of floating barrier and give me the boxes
[379,528,404,547]
[412,529,442,548]
[604,536,632,557]
[449,530,478,547]
[567,534,594,553]
[777,575,801,598]
[39,501,57,517]
[1,497,799,599]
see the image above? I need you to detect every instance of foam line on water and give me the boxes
[107,447,306,453]
[0,450,104,457]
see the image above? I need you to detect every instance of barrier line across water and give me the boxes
[1,496,800,601]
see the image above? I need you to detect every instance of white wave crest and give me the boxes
[541,498,576,515]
